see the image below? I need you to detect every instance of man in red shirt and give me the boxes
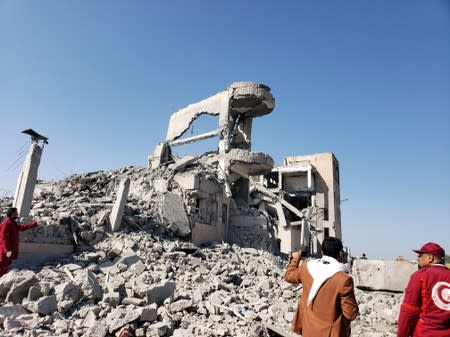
[397,242,450,337]
[0,207,38,277]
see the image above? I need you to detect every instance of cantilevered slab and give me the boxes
[165,82,275,142]
[226,149,274,178]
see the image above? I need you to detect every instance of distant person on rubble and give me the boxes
[284,237,359,337]
[0,207,38,277]
[397,242,450,337]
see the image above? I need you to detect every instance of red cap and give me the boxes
[413,242,445,258]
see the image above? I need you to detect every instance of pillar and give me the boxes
[109,178,130,232]
[13,142,43,218]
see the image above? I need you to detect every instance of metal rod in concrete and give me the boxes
[169,129,221,146]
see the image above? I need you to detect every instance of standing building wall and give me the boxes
[275,152,341,255]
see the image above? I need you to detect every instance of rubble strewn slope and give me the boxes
[0,231,402,337]
[0,166,402,337]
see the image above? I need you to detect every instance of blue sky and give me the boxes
[1,1,448,259]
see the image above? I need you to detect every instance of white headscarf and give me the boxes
[306,255,349,305]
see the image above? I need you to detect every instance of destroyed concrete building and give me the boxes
[7,82,343,265]
[148,82,342,256]
[0,82,414,337]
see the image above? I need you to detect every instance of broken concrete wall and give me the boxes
[284,153,341,240]
[352,259,417,292]
[166,91,228,142]
[228,210,276,251]
[253,152,341,256]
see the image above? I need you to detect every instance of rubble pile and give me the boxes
[0,161,407,337]
[9,156,270,248]
[0,227,402,337]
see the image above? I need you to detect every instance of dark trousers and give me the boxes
[0,258,13,277]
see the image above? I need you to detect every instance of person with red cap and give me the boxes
[397,242,450,337]
[0,207,38,277]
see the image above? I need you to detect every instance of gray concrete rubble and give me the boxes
[0,232,404,337]
[1,83,344,265]
[0,83,407,336]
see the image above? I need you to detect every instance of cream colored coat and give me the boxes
[284,256,359,337]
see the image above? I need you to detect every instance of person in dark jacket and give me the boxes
[397,242,450,337]
[0,207,37,277]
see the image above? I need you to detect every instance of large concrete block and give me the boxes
[0,305,30,317]
[85,270,103,299]
[139,304,157,322]
[31,295,57,315]
[169,155,197,172]
[83,322,108,337]
[15,242,74,269]
[106,307,141,333]
[147,281,176,306]
[4,271,37,304]
[110,178,130,232]
[0,270,36,298]
[352,259,417,292]
[174,173,199,190]
[54,281,80,312]
[160,193,191,237]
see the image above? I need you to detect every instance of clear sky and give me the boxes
[1,1,448,260]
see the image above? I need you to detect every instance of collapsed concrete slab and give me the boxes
[161,193,191,237]
[352,259,417,292]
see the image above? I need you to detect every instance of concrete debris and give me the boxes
[0,231,403,336]
[0,83,404,336]
[4,270,37,304]
[160,193,191,237]
[2,83,345,276]
[28,294,57,315]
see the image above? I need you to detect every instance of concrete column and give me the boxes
[218,158,232,198]
[300,219,310,251]
[307,167,312,189]
[13,142,43,218]
[231,116,253,150]
[218,93,232,154]
[109,178,130,232]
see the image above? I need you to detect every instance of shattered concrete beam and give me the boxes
[168,129,221,147]
[301,218,310,250]
[166,92,229,141]
[289,220,303,226]
[165,82,275,145]
[275,203,288,227]
[253,184,305,220]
